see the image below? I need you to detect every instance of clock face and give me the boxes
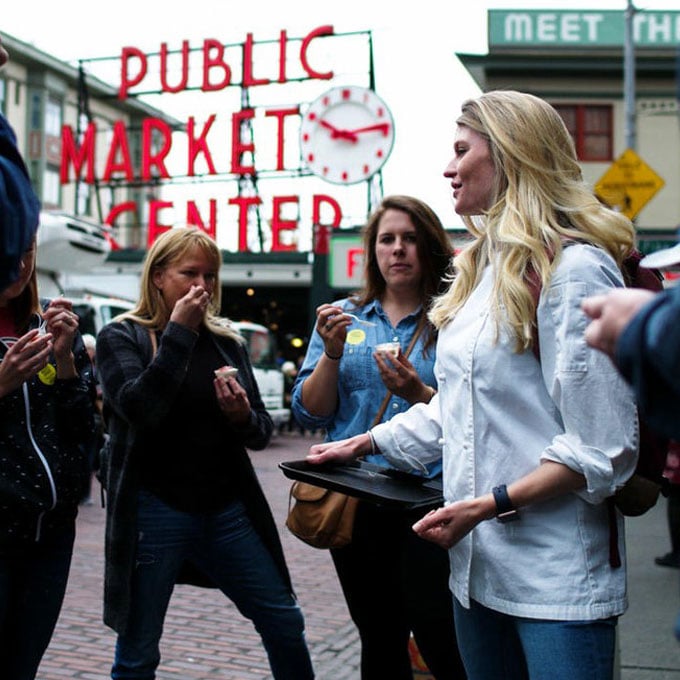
[299,85,395,185]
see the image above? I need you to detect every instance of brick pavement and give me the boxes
[36,430,680,679]
[38,432,362,680]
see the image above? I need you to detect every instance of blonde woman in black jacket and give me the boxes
[0,238,95,680]
[96,227,314,680]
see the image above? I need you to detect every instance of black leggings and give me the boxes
[331,501,466,680]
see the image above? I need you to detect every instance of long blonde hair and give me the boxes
[430,90,635,351]
[117,227,242,341]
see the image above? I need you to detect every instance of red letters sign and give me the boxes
[61,26,375,251]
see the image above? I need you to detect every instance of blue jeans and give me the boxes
[0,519,76,680]
[453,598,616,680]
[112,491,313,680]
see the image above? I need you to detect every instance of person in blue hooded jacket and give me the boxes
[583,246,680,644]
[0,35,41,292]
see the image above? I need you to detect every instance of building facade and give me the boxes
[0,30,176,247]
[457,8,680,257]
[6,14,678,359]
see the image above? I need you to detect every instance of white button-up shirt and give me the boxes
[372,244,638,621]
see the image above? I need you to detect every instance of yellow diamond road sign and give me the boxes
[594,148,665,220]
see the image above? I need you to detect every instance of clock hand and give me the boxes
[345,123,391,136]
[320,119,359,143]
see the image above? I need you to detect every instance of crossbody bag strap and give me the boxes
[371,392,393,428]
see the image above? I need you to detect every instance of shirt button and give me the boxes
[392,402,398,409]
[392,336,399,342]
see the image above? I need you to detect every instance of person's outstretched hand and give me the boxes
[307,433,371,465]
[582,288,656,360]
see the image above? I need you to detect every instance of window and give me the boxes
[42,167,61,207]
[0,78,5,115]
[45,97,62,164]
[41,97,63,207]
[76,180,92,215]
[552,104,613,162]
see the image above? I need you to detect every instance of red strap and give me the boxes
[526,264,542,360]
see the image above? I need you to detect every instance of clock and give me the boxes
[299,85,395,185]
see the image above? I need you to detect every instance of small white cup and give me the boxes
[375,341,400,358]
[214,366,238,380]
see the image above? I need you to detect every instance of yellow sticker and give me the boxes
[38,363,57,385]
[346,329,366,345]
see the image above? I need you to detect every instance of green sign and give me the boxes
[489,10,680,48]
[329,235,364,289]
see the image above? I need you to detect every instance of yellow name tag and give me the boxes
[38,364,57,385]
[346,329,366,345]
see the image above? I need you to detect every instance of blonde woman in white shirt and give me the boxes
[305,90,638,680]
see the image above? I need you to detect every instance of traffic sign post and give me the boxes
[594,148,665,220]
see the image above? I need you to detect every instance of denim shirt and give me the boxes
[291,298,441,477]
[372,244,638,620]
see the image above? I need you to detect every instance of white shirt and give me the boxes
[372,244,638,620]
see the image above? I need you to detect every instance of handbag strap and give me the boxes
[371,311,428,427]
[371,392,392,428]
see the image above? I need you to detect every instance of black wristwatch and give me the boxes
[492,484,519,523]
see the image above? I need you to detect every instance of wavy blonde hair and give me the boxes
[116,227,242,342]
[429,90,635,351]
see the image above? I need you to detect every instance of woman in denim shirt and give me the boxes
[305,92,639,680]
[292,195,465,679]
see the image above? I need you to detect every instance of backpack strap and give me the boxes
[621,249,665,291]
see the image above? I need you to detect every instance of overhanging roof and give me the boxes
[457,50,680,95]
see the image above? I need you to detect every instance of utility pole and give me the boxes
[624,0,637,151]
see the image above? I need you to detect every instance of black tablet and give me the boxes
[279,459,444,509]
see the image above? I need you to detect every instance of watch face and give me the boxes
[299,85,395,185]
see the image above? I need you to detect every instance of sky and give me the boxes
[4,0,680,247]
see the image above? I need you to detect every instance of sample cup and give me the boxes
[375,341,400,358]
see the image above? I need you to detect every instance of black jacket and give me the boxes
[0,308,95,543]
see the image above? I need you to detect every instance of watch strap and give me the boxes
[492,484,519,523]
